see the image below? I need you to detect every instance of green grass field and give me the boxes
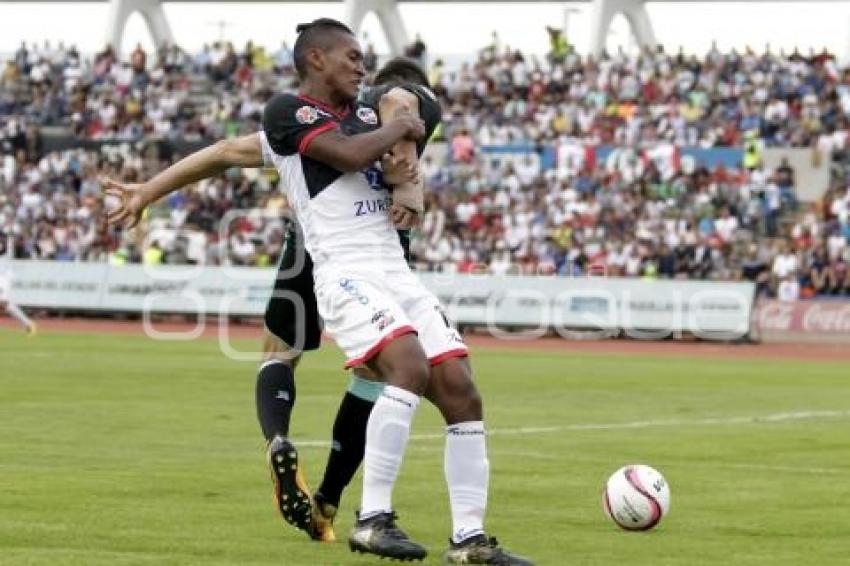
[2,328,849,566]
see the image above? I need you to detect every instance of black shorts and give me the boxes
[263,228,411,352]
[263,228,322,351]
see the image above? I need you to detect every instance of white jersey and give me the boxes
[259,93,405,281]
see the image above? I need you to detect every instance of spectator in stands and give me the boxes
[451,128,475,164]
[4,38,850,287]
[130,43,147,74]
[771,240,799,294]
[273,41,294,74]
[144,240,164,265]
[404,34,427,68]
[775,157,797,210]
[740,244,770,297]
[689,237,713,279]
[777,271,800,302]
[545,26,569,64]
[364,43,378,74]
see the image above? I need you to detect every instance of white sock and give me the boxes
[445,421,489,543]
[6,303,33,330]
[360,385,420,518]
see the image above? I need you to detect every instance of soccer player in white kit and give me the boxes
[106,18,533,565]
[259,19,532,565]
[0,237,37,335]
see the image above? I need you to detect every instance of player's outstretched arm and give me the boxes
[104,134,264,229]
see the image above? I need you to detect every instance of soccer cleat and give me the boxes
[26,323,37,337]
[443,534,534,565]
[267,435,312,533]
[348,511,427,561]
[307,492,337,542]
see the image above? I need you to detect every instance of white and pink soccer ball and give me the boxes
[603,464,671,531]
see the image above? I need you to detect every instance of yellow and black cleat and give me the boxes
[267,436,312,533]
[308,494,338,543]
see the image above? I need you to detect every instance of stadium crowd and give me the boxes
[2,37,850,299]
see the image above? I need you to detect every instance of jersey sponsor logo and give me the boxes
[354,196,392,217]
[370,308,395,331]
[364,166,387,192]
[356,106,378,125]
[295,105,319,124]
[447,330,465,345]
[339,278,370,305]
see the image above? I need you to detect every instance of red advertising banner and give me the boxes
[755,300,850,334]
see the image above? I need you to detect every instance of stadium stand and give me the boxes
[1,38,849,300]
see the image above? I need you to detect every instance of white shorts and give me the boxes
[0,276,8,302]
[315,267,468,369]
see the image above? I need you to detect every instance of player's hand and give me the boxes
[392,114,426,141]
[381,151,418,184]
[102,177,148,229]
[391,203,420,229]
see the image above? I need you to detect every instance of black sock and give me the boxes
[255,360,296,441]
[316,391,375,507]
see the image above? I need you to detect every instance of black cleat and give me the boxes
[348,511,427,561]
[443,534,534,565]
[267,436,312,533]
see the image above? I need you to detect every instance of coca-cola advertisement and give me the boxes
[755,300,850,334]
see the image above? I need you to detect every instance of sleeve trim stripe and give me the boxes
[298,121,337,154]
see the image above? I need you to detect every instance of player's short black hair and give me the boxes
[293,18,354,78]
[373,57,430,88]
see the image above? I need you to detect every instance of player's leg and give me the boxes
[1,299,36,335]
[257,330,301,441]
[426,358,531,565]
[260,227,323,536]
[400,274,532,565]
[260,329,315,534]
[349,334,429,560]
[311,228,413,540]
[312,366,384,532]
[315,273,429,560]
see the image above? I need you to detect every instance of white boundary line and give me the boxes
[294,409,850,448]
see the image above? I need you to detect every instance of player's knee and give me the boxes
[261,331,301,367]
[462,386,483,419]
[451,373,483,419]
[434,359,482,420]
[262,345,300,368]
[371,335,430,394]
[395,356,430,394]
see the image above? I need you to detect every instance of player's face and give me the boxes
[322,32,366,101]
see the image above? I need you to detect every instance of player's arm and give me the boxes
[302,118,423,173]
[379,88,425,229]
[262,94,425,174]
[104,134,264,229]
[378,87,421,188]
[379,84,442,222]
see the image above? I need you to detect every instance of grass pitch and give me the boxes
[1,328,849,565]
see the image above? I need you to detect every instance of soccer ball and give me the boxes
[602,464,670,531]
